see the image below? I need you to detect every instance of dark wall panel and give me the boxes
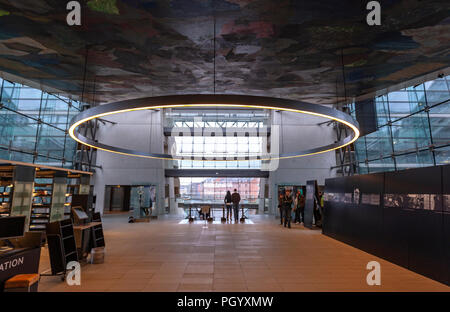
[381,207,409,267]
[324,173,384,254]
[443,165,450,285]
[324,165,449,286]
[355,173,384,256]
[355,98,377,136]
[385,166,445,283]
[304,180,316,229]
[13,166,35,182]
[323,177,340,238]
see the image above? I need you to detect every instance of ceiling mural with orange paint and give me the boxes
[0,0,448,104]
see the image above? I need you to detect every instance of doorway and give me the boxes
[104,185,130,213]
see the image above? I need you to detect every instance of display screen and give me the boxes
[0,216,26,240]
[73,207,88,220]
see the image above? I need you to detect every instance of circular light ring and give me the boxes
[69,94,359,161]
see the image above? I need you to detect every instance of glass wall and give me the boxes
[165,109,269,169]
[175,136,262,169]
[0,77,82,168]
[349,74,450,173]
[179,177,260,204]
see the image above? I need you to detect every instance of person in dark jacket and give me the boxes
[294,190,305,224]
[283,190,293,228]
[278,193,284,225]
[224,190,232,221]
[231,189,241,222]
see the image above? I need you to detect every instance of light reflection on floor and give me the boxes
[178,219,254,224]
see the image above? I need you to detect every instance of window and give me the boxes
[179,177,260,204]
[167,110,269,169]
[0,78,82,168]
[350,74,450,173]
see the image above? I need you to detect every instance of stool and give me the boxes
[4,274,40,292]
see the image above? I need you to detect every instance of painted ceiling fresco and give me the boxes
[0,0,449,104]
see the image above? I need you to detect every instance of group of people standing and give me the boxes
[278,189,306,228]
[224,189,241,222]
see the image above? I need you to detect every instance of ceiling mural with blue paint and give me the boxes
[0,0,448,104]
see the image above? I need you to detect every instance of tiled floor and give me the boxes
[38,214,449,292]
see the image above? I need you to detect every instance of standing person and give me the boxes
[278,193,284,225]
[316,191,324,227]
[283,190,293,228]
[294,189,305,224]
[148,195,153,216]
[231,189,241,222]
[224,190,232,221]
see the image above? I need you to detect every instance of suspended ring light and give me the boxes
[69,94,359,161]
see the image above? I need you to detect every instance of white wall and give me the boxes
[267,110,337,214]
[92,109,166,215]
[91,108,338,216]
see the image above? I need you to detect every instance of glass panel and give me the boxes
[354,138,367,161]
[0,79,80,167]
[35,156,63,167]
[365,126,393,160]
[429,101,450,147]
[9,151,34,163]
[179,177,260,204]
[36,123,65,159]
[40,94,69,129]
[375,95,389,127]
[388,87,425,121]
[64,136,77,163]
[368,157,395,173]
[357,162,369,174]
[425,78,450,106]
[391,111,431,153]
[395,150,434,171]
[434,145,450,166]
[0,113,37,153]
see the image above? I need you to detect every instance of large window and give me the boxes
[174,136,262,169]
[349,74,450,173]
[179,177,260,204]
[165,109,269,169]
[0,78,82,168]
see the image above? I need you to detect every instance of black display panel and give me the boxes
[0,216,26,240]
[443,165,450,285]
[323,165,450,286]
[303,180,316,229]
[355,98,377,136]
[385,166,445,282]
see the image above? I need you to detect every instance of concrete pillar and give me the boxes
[168,177,176,213]
[258,178,266,214]
[168,177,184,215]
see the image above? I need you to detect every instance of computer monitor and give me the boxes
[0,216,26,240]
[72,206,89,225]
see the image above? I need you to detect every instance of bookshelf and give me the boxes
[30,176,72,231]
[0,184,13,217]
[30,177,53,231]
